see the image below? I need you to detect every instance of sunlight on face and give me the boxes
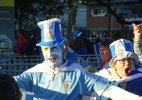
[114,58,134,78]
[42,46,58,55]
[41,45,63,68]
[100,46,112,62]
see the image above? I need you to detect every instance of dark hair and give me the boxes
[73,37,84,52]
[94,38,101,44]
[0,74,22,100]
[100,39,113,48]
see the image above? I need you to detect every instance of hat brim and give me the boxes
[36,40,64,47]
[109,51,139,67]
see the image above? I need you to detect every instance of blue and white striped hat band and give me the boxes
[73,30,83,37]
[109,39,139,67]
[36,18,64,47]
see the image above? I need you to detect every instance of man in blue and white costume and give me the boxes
[14,18,142,100]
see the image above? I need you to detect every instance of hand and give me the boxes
[132,23,142,39]
[137,96,142,100]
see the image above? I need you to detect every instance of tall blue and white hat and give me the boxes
[36,18,64,47]
[73,30,83,37]
[109,39,139,67]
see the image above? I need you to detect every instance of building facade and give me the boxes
[84,0,142,39]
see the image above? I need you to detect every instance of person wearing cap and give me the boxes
[132,23,142,67]
[94,39,142,100]
[14,18,142,100]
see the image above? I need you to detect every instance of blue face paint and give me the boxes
[58,43,66,61]
[42,43,66,68]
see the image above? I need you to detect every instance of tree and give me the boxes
[15,0,66,30]
[66,0,79,45]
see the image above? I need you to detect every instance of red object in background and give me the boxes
[102,61,106,67]
[98,61,106,71]
[14,36,27,54]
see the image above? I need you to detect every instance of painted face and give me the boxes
[100,46,112,62]
[41,44,65,68]
[114,58,134,78]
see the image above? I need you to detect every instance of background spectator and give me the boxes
[73,36,87,55]
[20,34,40,56]
[93,38,101,55]
[14,29,27,55]
[64,38,95,73]
[93,38,101,65]
[99,39,113,70]
[81,33,94,54]
[72,36,88,59]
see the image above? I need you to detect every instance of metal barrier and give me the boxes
[0,54,43,76]
[0,54,101,76]
[80,54,102,71]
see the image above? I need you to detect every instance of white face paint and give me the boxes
[41,44,64,68]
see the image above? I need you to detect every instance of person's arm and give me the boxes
[102,85,142,100]
[133,38,142,65]
[132,23,142,66]
[14,72,33,94]
[81,70,142,100]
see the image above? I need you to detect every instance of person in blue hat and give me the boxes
[14,18,142,100]
[92,39,142,100]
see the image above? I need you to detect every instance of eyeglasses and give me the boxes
[117,58,134,64]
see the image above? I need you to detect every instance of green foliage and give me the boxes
[15,0,66,29]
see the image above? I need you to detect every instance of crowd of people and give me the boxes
[14,30,40,56]
[1,18,142,100]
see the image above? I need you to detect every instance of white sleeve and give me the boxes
[102,85,140,100]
